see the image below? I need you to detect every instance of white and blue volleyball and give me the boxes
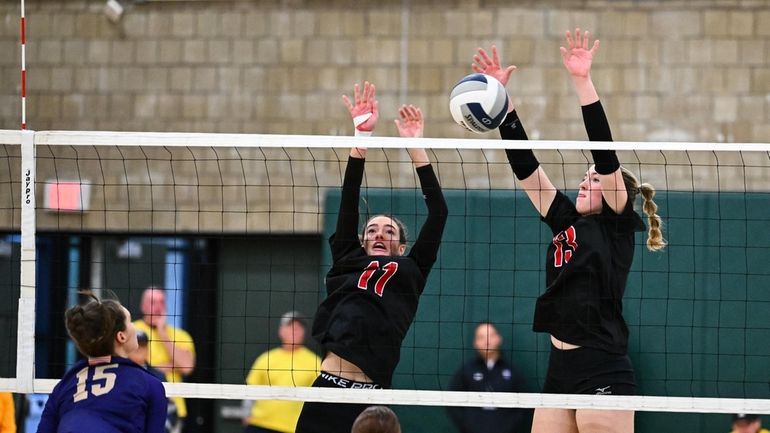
[449,73,509,133]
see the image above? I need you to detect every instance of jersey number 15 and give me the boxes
[357,261,399,296]
[73,364,118,402]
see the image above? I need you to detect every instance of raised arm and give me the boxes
[562,29,627,214]
[397,104,448,276]
[332,82,380,259]
[474,45,556,217]
[395,104,429,168]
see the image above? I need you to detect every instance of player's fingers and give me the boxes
[590,39,600,56]
[408,105,419,120]
[400,105,410,120]
[363,81,372,102]
[342,95,354,112]
[504,65,517,81]
[478,47,493,65]
[353,83,361,105]
[491,45,501,65]
[565,30,574,49]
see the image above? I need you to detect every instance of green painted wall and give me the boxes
[215,236,323,433]
[322,188,770,433]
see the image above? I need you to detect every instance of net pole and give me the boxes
[17,129,35,393]
[20,0,27,130]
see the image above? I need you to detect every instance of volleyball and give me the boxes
[449,73,509,133]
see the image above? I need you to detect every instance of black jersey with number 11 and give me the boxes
[312,156,448,388]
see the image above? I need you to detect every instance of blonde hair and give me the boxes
[621,167,666,252]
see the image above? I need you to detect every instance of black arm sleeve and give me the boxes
[581,100,613,142]
[582,101,619,175]
[330,156,365,262]
[499,109,529,141]
[408,164,448,277]
[499,110,540,181]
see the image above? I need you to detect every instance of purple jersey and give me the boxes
[37,356,167,433]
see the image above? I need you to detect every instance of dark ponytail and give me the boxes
[64,290,126,357]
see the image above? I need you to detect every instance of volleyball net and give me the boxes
[0,129,769,417]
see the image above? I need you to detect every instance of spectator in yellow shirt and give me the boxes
[134,286,195,432]
[244,311,321,433]
[0,393,15,433]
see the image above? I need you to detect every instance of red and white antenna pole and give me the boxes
[20,0,27,130]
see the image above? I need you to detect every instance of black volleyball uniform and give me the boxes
[295,155,447,433]
[501,102,645,395]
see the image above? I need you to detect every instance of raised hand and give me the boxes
[394,104,423,138]
[560,28,600,79]
[342,81,379,133]
[472,45,517,86]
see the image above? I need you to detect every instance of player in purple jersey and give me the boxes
[37,291,167,433]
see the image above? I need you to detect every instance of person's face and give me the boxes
[362,216,405,256]
[278,320,305,347]
[116,306,139,355]
[473,324,502,359]
[141,289,166,327]
[733,419,761,433]
[575,166,604,216]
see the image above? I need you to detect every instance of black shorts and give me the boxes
[542,344,636,395]
[295,372,382,433]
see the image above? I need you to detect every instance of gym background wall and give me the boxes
[1,2,769,433]
[1,0,769,143]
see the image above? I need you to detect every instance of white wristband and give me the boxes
[353,113,372,128]
[353,113,373,137]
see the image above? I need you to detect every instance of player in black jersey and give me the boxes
[473,30,666,433]
[295,82,448,433]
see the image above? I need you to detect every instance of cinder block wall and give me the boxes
[1,0,769,232]
[2,0,769,140]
